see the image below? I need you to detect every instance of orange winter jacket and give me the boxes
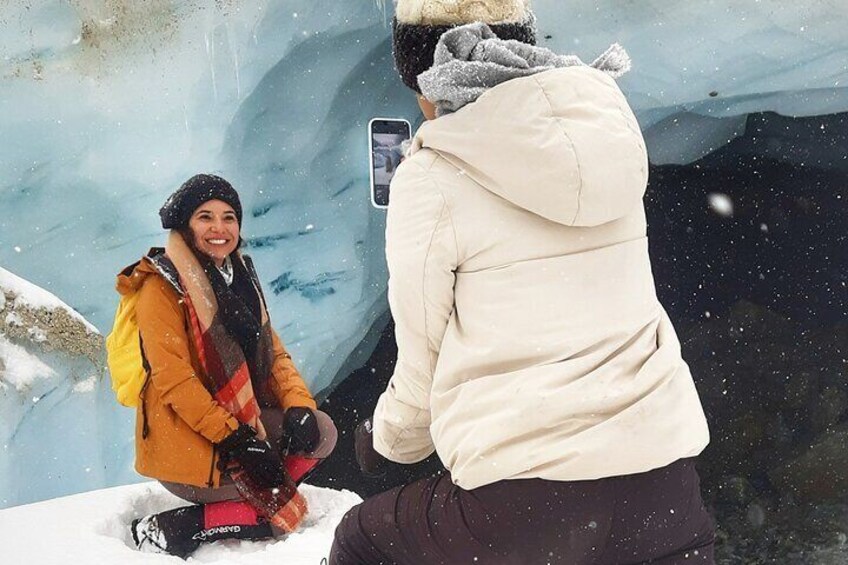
[116,254,316,488]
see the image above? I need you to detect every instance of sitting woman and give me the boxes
[116,174,336,558]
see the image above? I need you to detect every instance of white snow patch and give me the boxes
[4,311,23,327]
[0,334,56,391]
[0,267,100,334]
[0,481,361,564]
[72,375,98,393]
[27,326,47,343]
[0,291,5,311]
[708,193,734,216]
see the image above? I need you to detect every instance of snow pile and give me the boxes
[0,481,361,564]
[0,334,56,391]
[0,266,111,508]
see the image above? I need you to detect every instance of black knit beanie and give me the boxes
[392,1,537,93]
[159,174,243,229]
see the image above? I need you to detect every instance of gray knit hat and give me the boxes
[392,0,536,92]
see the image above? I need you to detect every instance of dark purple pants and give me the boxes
[330,458,715,565]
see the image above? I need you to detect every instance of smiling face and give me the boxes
[188,199,240,267]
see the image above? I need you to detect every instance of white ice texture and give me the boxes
[0,1,846,507]
[0,481,362,564]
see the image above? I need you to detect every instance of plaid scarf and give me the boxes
[165,231,307,532]
[166,231,270,438]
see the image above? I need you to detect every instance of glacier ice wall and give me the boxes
[530,1,848,164]
[0,1,417,398]
[0,0,846,506]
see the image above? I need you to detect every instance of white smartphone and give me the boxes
[368,117,412,209]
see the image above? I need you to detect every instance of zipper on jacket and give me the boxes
[207,446,217,488]
[139,333,152,440]
[140,385,150,439]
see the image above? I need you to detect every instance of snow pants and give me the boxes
[329,457,715,565]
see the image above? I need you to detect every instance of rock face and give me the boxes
[770,424,848,504]
[643,114,848,562]
[679,299,848,545]
[681,301,848,495]
[0,267,107,508]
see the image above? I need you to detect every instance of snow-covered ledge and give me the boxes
[0,267,106,508]
[0,267,102,364]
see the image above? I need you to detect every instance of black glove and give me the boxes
[355,418,389,477]
[217,424,285,488]
[282,407,321,455]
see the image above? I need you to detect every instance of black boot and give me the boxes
[131,503,273,559]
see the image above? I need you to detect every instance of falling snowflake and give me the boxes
[708,193,734,216]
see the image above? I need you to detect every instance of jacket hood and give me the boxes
[410,66,649,227]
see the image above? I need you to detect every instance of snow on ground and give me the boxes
[0,481,361,564]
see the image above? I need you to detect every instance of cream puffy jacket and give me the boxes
[373,66,710,490]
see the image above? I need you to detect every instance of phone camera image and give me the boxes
[369,118,411,209]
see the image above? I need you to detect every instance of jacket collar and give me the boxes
[145,248,183,296]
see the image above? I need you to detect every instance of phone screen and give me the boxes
[369,118,412,209]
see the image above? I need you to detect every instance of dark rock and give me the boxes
[810,386,848,436]
[769,423,848,503]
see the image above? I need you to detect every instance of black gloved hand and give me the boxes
[355,418,389,477]
[282,407,321,455]
[217,424,285,488]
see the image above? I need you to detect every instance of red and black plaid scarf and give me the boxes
[167,231,270,437]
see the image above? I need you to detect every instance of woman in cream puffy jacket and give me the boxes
[331,1,715,564]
